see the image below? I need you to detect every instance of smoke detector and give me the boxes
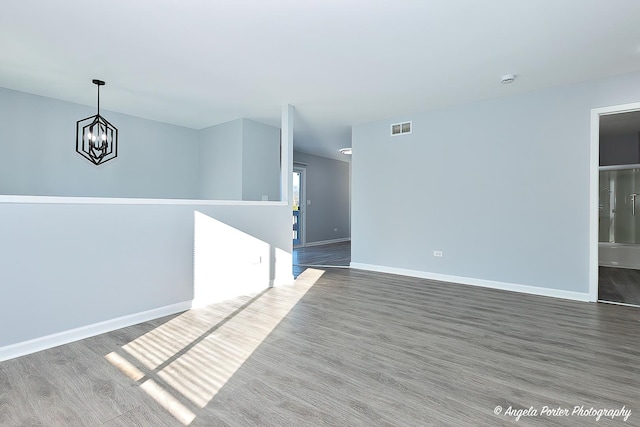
[501,74,516,84]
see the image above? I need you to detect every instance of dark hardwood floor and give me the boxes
[1,267,639,426]
[293,241,350,278]
[599,266,640,306]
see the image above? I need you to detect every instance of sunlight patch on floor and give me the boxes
[106,268,325,425]
[104,351,144,381]
[140,379,196,425]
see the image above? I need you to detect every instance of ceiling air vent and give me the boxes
[391,121,412,136]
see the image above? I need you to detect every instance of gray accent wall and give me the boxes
[293,151,350,244]
[352,71,640,294]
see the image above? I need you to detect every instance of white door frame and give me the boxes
[589,101,640,301]
[293,166,307,247]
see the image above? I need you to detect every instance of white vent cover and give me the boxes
[391,121,412,136]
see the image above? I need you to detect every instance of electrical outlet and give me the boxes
[433,250,443,258]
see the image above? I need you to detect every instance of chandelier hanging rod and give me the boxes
[92,79,105,116]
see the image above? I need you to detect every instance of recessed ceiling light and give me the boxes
[339,147,352,155]
[501,74,516,84]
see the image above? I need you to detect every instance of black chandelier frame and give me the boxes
[76,79,118,165]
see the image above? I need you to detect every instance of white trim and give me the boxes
[597,300,640,308]
[350,263,590,302]
[293,165,307,248]
[293,264,349,269]
[303,237,351,247]
[599,164,640,171]
[0,300,192,362]
[282,104,294,206]
[589,101,640,302]
[0,194,289,206]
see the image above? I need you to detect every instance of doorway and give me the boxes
[293,167,306,247]
[592,103,640,306]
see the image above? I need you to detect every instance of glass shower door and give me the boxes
[613,169,640,244]
[598,167,640,306]
[599,168,640,244]
[599,170,614,243]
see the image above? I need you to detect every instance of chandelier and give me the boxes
[76,79,118,165]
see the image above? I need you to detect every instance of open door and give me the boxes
[293,168,305,247]
[596,108,640,307]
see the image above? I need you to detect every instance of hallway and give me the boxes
[293,241,350,277]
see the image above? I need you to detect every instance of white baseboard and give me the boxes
[304,237,350,247]
[350,263,591,302]
[0,300,193,362]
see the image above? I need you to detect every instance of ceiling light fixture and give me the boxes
[76,79,118,165]
[339,147,352,155]
[501,74,516,84]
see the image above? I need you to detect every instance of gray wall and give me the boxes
[0,88,281,201]
[600,134,640,165]
[0,202,292,348]
[352,71,640,294]
[198,119,243,200]
[198,118,281,201]
[0,90,293,351]
[242,119,281,201]
[599,113,640,165]
[0,87,200,199]
[293,151,350,244]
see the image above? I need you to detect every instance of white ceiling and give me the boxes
[2,0,640,161]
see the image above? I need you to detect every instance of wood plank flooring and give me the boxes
[293,241,350,278]
[599,266,640,306]
[1,268,639,426]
